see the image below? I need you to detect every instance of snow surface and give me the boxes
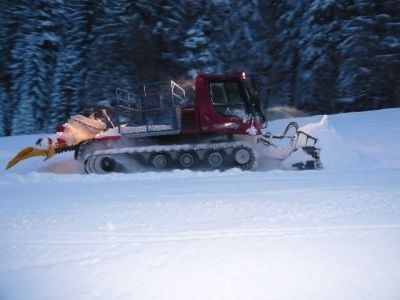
[1,108,400,300]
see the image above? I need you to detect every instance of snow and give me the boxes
[1,108,400,300]
[119,124,175,134]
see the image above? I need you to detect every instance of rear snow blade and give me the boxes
[5,147,55,170]
[5,143,74,170]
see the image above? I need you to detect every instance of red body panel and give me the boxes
[180,72,264,136]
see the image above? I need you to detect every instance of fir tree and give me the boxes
[11,0,62,134]
[337,0,400,111]
[296,0,340,113]
[0,0,24,136]
[46,0,98,131]
[180,1,218,76]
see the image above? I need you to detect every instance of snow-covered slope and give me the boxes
[0,108,399,300]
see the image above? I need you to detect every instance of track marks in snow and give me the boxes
[2,224,400,246]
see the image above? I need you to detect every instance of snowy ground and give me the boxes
[1,108,400,300]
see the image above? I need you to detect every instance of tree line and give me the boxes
[0,0,399,136]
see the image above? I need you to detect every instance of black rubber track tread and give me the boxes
[83,142,257,174]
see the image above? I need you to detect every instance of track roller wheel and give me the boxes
[176,151,197,169]
[150,152,170,169]
[84,155,117,174]
[100,156,116,172]
[206,150,225,169]
[233,146,255,170]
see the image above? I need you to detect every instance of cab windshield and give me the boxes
[209,78,264,121]
[242,76,265,122]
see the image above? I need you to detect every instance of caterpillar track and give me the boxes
[83,141,256,174]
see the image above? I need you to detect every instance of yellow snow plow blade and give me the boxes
[5,146,57,170]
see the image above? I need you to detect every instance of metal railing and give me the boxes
[115,81,186,136]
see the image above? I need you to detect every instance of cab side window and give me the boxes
[210,83,227,105]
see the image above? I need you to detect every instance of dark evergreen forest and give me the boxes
[0,0,399,136]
